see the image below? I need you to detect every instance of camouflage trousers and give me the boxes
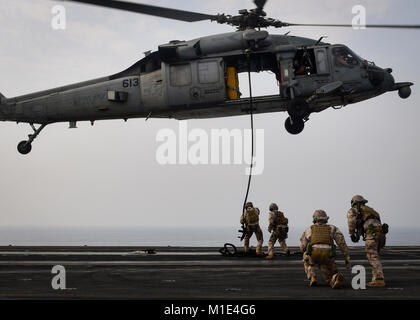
[365,233,386,280]
[244,225,263,254]
[268,231,288,256]
[303,250,338,285]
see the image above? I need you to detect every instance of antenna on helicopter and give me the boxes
[315,36,328,45]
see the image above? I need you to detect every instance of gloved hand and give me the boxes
[351,234,359,243]
[345,255,352,269]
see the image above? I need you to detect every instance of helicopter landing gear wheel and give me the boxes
[17,123,47,155]
[17,141,32,155]
[285,116,304,135]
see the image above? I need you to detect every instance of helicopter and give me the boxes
[0,0,417,155]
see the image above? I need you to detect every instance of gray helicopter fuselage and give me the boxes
[0,31,409,125]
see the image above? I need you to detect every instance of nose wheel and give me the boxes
[285,116,305,135]
[17,124,47,155]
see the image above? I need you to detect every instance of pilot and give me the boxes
[300,210,351,288]
[333,48,358,67]
[335,50,349,66]
[293,60,307,76]
[240,202,264,256]
[347,195,388,287]
[266,203,290,259]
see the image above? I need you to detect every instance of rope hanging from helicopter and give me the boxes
[239,52,255,242]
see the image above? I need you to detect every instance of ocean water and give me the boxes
[0,226,419,247]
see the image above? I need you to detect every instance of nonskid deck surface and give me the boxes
[0,246,419,299]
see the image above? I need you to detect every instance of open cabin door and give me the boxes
[289,46,333,96]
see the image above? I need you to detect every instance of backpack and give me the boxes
[276,211,288,225]
[360,205,381,223]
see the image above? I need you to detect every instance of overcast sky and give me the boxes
[0,0,419,231]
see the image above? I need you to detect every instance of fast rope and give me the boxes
[243,62,254,209]
[239,55,255,240]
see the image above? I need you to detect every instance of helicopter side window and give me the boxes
[170,64,192,87]
[332,47,359,68]
[315,49,328,74]
[198,61,220,84]
[293,49,317,77]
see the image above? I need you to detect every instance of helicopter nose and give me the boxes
[382,68,395,91]
[367,65,394,91]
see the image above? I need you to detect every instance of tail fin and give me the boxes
[0,92,5,105]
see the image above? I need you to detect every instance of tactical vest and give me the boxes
[360,205,381,223]
[246,208,259,224]
[310,225,333,246]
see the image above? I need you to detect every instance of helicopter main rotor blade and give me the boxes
[282,22,420,29]
[254,0,267,10]
[66,0,217,22]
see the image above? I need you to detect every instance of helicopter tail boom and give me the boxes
[0,93,5,121]
[0,92,6,107]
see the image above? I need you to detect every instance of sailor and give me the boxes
[240,202,264,256]
[300,210,351,288]
[266,203,290,259]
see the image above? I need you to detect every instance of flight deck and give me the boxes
[0,246,419,299]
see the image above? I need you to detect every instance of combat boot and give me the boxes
[304,263,311,279]
[244,247,249,254]
[256,241,263,256]
[256,250,264,257]
[309,276,317,287]
[266,251,274,259]
[330,273,344,289]
[367,278,386,287]
[285,249,290,256]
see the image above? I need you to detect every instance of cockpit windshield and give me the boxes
[332,46,360,68]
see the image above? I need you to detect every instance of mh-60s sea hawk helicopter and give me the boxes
[0,0,416,154]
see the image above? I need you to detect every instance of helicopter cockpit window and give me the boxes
[332,47,359,68]
[293,49,317,77]
[170,64,192,87]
